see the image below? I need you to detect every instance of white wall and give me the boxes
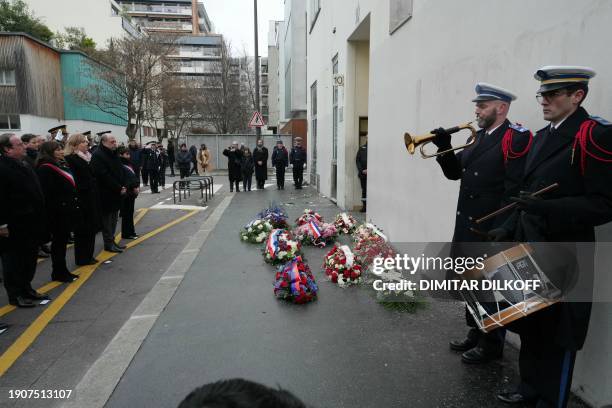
[306,1,612,406]
[268,21,281,129]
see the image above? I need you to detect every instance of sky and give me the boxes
[204,0,285,57]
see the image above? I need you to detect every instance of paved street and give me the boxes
[0,175,588,408]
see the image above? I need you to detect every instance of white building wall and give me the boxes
[24,0,132,46]
[268,21,281,130]
[307,1,612,406]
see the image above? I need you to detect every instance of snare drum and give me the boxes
[460,243,562,333]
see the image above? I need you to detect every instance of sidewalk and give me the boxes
[101,185,582,408]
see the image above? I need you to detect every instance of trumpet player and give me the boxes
[432,83,533,365]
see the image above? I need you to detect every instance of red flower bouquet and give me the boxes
[352,222,388,243]
[323,245,362,287]
[263,229,302,265]
[295,209,323,226]
[293,221,338,247]
[333,213,358,234]
[274,256,318,304]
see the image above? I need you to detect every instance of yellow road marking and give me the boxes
[0,208,149,318]
[0,209,198,377]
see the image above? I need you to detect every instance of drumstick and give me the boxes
[475,183,560,225]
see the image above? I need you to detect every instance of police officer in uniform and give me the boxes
[289,137,307,189]
[356,142,368,212]
[433,83,533,364]
[490,66,612,407]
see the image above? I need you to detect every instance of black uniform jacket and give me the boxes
[36,159,80,234]
[436,119,532,242]
[502,107,612,350]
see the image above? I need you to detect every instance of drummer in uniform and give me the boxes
[490,66,612,406]
[432,83,533,364]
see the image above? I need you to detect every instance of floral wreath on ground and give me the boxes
[263,229,302,265]
[352,222,388,243]
[240,219,274,244]
[274,256,318,304]
[258,206,290,229]
[295,209,323,226]
[292,220,338,248]
[333,212,358,235]
[354,235,396,274]
[323,245,362,287]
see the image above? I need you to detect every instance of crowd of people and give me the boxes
[222,138,307,193]
[0,127,198,319]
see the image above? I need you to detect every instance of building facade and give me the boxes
[0,33,127,139]
[267,20,281,134]
[305,1,612,406]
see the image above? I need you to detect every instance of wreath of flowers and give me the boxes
[240,219,274,244]
[333,212,358,234]
[323,245,362,287]
[263,229,302,265]
[292,221,338,248]
[274,256,318,304]
[258,206,290,229]
[352,222,388,243]
[295,209,323,226]
[354,235,396,273]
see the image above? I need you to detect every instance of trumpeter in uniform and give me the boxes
[432,83,533,364]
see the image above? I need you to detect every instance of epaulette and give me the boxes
[589,116,612,126]
[509,123,529,133]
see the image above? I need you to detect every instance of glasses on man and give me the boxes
[536,89,567,104]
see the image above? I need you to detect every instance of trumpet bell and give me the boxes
[403,122,477,159]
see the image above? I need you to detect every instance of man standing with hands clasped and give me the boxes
[289,137,307,190]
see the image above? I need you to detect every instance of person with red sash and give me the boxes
[36,141,80,283]
[117,146,140,240]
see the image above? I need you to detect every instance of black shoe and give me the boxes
[123,235,139,240]
[52,273,78,283]
[496,392,535,404]
[461,346,502,364]
[449,330,480,352]
[115,243,127,249]
[25,289,50,301]
[76,258,99,266]
[0,322,9,330]
[105,246,123,253]
[9,296,36,308]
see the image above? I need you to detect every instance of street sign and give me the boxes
[248,111,266,128]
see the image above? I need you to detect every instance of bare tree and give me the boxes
[199,39,251,134]
[74,34,176,140]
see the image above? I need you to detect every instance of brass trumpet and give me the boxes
[404,122,477,158]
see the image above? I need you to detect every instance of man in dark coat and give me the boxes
[128,140,143,186]
[189,145,199,176]
[252,139,269,189]
[0,133,47,308]
[289,137,307,189]
[356,142,368,212]
[271,140,289,190]
[142,143,160,193]
[90,134,127,253]
[167,140,176,177]
[489,66,612,408]
[222,141,243,192]
[21,134,40,168]
[433,83,533,365]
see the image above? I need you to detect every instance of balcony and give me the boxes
[144,21,193,32]
[124,4,192,17]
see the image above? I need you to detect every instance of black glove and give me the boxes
[431,127,452,149]
[509,192,549,215]
[486,227,510,242]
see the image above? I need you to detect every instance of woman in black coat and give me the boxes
[36,141,80,282]
[223,141,243,192]
[241,148,255,192]
[65,134,101,266]
[271,141,289,190]
[117,146,140,239]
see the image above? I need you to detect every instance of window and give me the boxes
[309,0,321,32]
[0,70,16,85]
[389,0,413,34]
[0,114,20,130]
